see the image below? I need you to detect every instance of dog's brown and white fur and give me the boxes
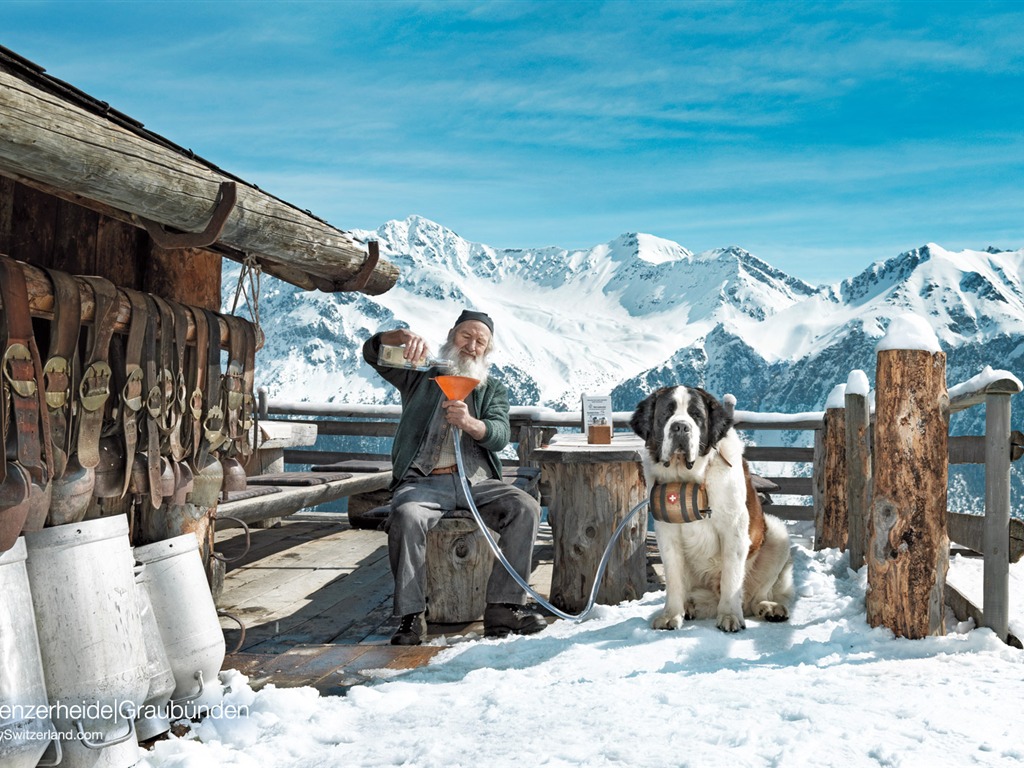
[630,386,794,632]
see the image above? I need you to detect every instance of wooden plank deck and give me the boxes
[214,512,631,694]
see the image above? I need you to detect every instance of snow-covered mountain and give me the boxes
[226,216,1023,512]
[232,216,1023,419]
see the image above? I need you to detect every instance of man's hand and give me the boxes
[442,399,486,441]
[380,328,430,363]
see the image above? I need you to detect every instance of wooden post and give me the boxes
[517,425,556,469]
[844,383,872,572]
[867,343,949,638]
[982,392,1011,640]
[817,397,848,550]
[812,428,825,548]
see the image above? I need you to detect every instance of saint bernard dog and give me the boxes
[630,386,794,633]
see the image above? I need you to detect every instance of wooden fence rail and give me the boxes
[258,388,826,522]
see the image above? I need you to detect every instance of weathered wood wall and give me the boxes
[0,176,221,310]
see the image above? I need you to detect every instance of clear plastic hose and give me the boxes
[454,429,648,622]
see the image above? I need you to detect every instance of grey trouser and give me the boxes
[388,473,540,617]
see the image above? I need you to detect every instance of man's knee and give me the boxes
[494,491,540,530]
[390,502,433,536]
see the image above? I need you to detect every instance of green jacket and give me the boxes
[362,333,511,489]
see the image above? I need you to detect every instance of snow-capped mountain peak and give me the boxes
[237,219,1023,418]
[230,224,1023,514]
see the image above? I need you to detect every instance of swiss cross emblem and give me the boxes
[667,491,679,505]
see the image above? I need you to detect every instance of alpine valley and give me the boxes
[224,215,1024,514]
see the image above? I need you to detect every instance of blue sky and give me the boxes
[2,0,1023,285]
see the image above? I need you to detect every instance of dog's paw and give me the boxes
[755,601,790,623]
[684,599,697,621]
[716,612,746,633]
[652,612,685,631]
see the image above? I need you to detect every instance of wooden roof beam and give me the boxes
[0,67,398,295]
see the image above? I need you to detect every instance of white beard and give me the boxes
[439,340,489,387]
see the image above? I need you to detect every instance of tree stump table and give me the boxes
[530,433,649,613]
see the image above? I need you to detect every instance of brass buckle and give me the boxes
[122,367,145,412]
[176,371,188,408]
[223,362,244,410]
[160,368,176,408]
[43,355,70,408]
[203,405,227,451]
[79,361,112,411]
[3,344,37,398]
[189,389,203,420]
[146,386,163,419]
[241,392,254,432]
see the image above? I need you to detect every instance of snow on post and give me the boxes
[844,370,872,572]
[816,384,848,551]
[875,313,941,353]
[867,314,949,638]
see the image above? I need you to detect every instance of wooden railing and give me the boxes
[256,364,1022,644]
[822,368,1024,645]
[258,390,824,521]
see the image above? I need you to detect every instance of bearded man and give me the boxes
[362,309,546,645]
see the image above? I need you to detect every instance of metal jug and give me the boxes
[0,538,58,768]
[134,533,226,718]
[24,515,149,768]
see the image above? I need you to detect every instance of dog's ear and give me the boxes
[629,390,660,441]
[697,388,733,447]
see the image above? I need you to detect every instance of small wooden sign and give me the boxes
[582,394,613,444]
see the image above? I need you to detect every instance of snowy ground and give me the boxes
[142,540,1024,768]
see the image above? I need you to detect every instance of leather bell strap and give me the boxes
[239,316,256,461]
[197,308,227,466]
[142,294,164,509]
[187,307,208,461]
[42,268,82,480]
[76,276,119,470]
[0,256,52,487]
[169,301,191,463]
[151,296,177,447]
[120,289,150,498]
[221,314,253,460]
[221,315,244,457]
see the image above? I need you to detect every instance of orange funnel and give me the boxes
[433,375,479,401]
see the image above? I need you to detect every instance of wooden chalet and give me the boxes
[0,43,419,701]
[0,42,398,548]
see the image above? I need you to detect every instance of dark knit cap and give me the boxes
[454,309,494,334]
